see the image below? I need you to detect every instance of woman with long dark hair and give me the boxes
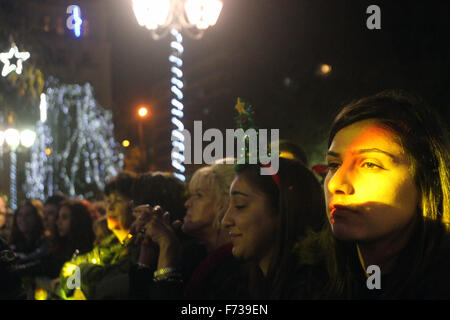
[55,200,95,259]
[221,157,326,299]
[299,90,450,299]
[9,200,45,255]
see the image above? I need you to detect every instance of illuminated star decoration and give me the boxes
[235,97,246,115]
[0,44,30,77]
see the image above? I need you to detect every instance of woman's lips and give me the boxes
[329,205,359,223]
[229,232,242,239]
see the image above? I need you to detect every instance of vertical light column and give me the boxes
[169,28,186,182]
[10,150,17,210]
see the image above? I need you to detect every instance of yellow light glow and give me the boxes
[319,64,332,75]
[280,151,295,160]
[35,288,48,300]
[122,140,130,147]
[73,289,87,300]
[62,263,78,277]
[138,106,149,117]
[92,258,97,264]
[45,148,52,155]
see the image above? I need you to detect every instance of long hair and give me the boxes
[9,200,45,252]
[235,157,326,299]
[58,200,95,258]
[309,89,450,298]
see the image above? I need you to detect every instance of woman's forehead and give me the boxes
[189,169,212,191]
[330,120,404,156]
[230,175,265,199]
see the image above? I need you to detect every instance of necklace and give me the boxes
[356,243,369,278]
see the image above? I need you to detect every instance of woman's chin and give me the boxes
[181,220,207,235]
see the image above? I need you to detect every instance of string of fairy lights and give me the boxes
[169,28,186,182]
[25,81,123,200]
[132,0,223,182]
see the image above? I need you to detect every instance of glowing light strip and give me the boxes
[40,93,47,122]
[73,6,82,38]
[169,28,185,182]
[10,151,17,210]
[66,5,83,38]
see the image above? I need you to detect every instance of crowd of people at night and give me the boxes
[0,89,449,300]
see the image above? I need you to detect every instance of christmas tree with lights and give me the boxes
[25,77,123,200]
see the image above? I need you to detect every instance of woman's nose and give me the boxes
[184,197,192,208]
[221,206,234,229]
[327,163,355,196]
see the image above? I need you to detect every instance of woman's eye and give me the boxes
[327,162,341,170]
[235,205,246,210]
[361,162,382,169]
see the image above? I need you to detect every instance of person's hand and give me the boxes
[142,206,178,248]
[136,205,182,269]
[132,204,153,245]
[133,205,182,245]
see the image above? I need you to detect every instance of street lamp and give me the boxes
[2,128,36,210]
[132,0,224,182]
[137,105,149,151]
[122,139,131,148]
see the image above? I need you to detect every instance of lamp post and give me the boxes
[2,128,36,210]
[132,0,223,182]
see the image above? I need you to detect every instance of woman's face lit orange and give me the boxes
[106,192,132,243]
[324,119,419,242]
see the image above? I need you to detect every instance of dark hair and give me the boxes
[273,140,308,165]
[104,171,137,229]
[132,171,187,223]
[58,200,95,257]
[44,193,68,207]
[329,90,449,222]
[10,200,45,252]
[235,157,326,299]
[104,171,137,200]
[307,89,450,298]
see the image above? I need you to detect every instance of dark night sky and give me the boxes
[107,0,449,170]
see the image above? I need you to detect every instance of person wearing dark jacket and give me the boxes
[0,236,25,299]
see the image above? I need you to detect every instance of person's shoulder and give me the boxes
[418,231,450,298]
